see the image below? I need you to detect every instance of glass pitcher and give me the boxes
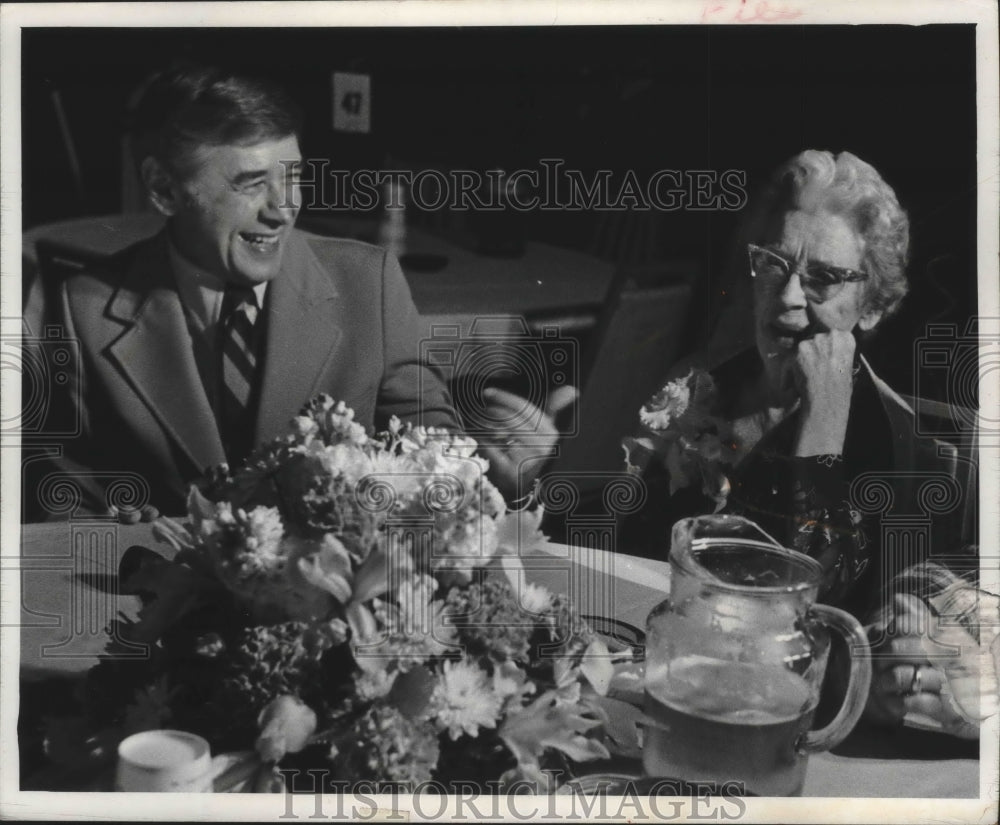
[643,514,872,796]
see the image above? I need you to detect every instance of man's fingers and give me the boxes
[481,386,540,415]
[480,386,579,423]
[477,445,518,487]
[478,445,515,471]
[545,384,580,418]
[480,442,554,470]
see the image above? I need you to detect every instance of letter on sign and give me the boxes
[332,72,371,134]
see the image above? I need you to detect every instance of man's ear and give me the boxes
[140,156,181,217]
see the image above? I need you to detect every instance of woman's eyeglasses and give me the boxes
[747,243,869,303]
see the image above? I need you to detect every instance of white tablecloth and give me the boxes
[17,521,982,798]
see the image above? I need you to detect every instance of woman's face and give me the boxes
[753,209,883,392]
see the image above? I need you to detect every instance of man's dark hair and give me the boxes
[128,61,302,176]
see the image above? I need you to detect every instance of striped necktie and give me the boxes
[219,284,262,466]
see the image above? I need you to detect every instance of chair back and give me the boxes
[587,209,664,264]
[902,392,980,550]
[541,262,695,502]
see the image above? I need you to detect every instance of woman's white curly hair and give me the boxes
[762,150,911,319]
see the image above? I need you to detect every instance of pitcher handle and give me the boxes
[798,603,872,754]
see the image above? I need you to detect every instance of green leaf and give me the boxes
[499,690,610,769]
[585,694,643,756]
[121,675,174,734]
[579,639,613,696]
[211,751,261,793]
[116,551,216,645]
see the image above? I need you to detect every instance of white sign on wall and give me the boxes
[332,71,371,134]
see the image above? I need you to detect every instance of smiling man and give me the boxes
[23,63,458,517]
[153,134,304,288]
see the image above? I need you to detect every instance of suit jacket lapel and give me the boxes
[255,231,343,442]
[106,233,227,474]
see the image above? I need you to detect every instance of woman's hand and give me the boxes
[791,329,856,457]
[865,594,981,738]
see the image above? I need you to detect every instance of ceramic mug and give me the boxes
[115,729,213,792]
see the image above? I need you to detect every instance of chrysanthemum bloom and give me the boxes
[430,660,502,740]
[519,583,554,616]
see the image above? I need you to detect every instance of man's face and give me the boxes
[753,209,882,389]
[166,135,302,286]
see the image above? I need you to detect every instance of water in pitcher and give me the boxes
[643,654,817,796]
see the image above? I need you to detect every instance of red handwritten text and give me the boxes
[701,0,803,23]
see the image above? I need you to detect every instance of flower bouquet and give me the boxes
[40,397,641,793]
[622,368,739,512]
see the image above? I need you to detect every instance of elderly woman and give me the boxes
[626,149,982,740]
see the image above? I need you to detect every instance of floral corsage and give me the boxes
[622,368,739,512]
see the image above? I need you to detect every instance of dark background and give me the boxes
[21,25,978,399]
